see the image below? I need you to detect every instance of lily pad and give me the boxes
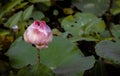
[16,63,56,76]
[6,36,95,75]
[72,0,109,16]
[61,12,105,41]
[111,25,120,39]
[5,37,38,68]
[95,40,120,64]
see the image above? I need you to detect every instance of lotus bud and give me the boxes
[24,20,53,49]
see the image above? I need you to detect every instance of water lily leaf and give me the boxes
[5,37,38,68]
[5,11,23,28]
[54,56,95,75]
[72,0,109,16]
[6,36,95,75]
[61,12,105,41]
[16,63,56,76]
[69,36,99,42]
[52,28,62,36]
[111,25,120,39]
[106,24,120,42]
[22,5,34,20]
[95,40,120,64]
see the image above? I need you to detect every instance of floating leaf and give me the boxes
[61,12,105,41]
[52,28,62,36]
[16,63,56,76]
[6,36,95,76]
[111,24,120,39]
[22,5,34,20]
[54,56,95,75]
[5,37,38,68]
[5,11,23,28]
[95,40,120,64]
[72,0,109,16]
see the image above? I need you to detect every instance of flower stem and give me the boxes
[37,48,40,64]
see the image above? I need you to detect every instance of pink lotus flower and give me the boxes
[24,20,53,49]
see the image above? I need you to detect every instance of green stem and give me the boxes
[37,48,40,64]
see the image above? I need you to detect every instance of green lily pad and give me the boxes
[95,40,120,64]
[6,36,95,75]
[96,25,120,64]
[61,12,105,41]
[111,25,120,39]
[72,0,109,16]
[5,37,38,68]
[100,24,120,41]
[16,63,56,76]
